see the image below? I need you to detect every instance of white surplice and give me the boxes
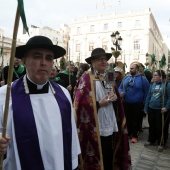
[0,84,80,170]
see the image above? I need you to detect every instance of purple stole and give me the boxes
[11,77,72,170]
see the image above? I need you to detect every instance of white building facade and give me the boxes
[0,24,70,68]
[0,32,24,67]
[18,24,70,53]
[69,8,169,72]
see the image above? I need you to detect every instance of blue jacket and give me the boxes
[144,81,170,112]
[118,74,150,103]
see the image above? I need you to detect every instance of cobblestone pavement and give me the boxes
[130,116,170,170]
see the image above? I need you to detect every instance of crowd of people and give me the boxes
[0,35,169,169]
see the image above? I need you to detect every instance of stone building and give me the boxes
[0,30,24,68]
[69,8,169,72]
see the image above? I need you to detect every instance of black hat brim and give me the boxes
[15,44,66,59]
[85,53,112,64]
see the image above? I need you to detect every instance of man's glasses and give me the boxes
[95,58,107,63]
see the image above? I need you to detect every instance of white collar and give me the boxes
[23,75,55,94]
[26,75,48,90]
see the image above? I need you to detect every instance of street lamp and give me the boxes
[110,31,122,67]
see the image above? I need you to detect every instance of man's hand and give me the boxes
[67,85,72,91]
[120,92,124,98]
[108,92,117,102]
[99,95,110,107]
[161,107,167,113]
[0,81,5,87]
[99,92,117,107]
[0,134,10,156]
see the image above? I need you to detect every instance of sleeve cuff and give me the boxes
[96,101,100,110]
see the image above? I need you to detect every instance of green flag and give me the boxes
[60,57,66,70]
[123,62,127,68]
[159,54,166,68]
[0,48,3,55]
[151,54,156,66]
[17,0,29,34]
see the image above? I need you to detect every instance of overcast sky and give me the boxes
[0,0,170,42]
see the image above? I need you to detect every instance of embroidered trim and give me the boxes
[23,75,56,94]
[49,81,56,94]
[23,75,29,94]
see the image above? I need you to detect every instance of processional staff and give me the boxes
[158,54,167,150]
[0,36,4,82]
[0,0,29,168]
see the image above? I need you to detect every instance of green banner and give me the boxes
[151,54,156,66]
[17,0,29,34]
[0,48,3,55]
[159,54,166,68]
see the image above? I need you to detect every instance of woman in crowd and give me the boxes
[144,70,170,151]
[76,63,89,80]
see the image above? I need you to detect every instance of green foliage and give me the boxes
[18,0,29,34]
[123,62,127,72]
[112,51,120,58]
[159,54,166,68]
[151,54,156,66]
[0,48,3,55]
[60,57,66,70]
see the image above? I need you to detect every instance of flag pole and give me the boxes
[0,6,20,169]
[68,56,71,86]
[1,36,4,83]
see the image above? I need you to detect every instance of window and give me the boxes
[134,40,140,50]
[103,23,108,30]
[76,44,80,52]
[90,25,95,32]
[89,43,94,51]
[117,22,122,28]
[77,27,81,34]
[135,20,141,27]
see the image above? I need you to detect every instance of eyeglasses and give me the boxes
[95,58,107,63]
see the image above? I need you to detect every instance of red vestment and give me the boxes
[74,72,131,170]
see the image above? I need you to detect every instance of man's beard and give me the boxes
[130,71,136,76]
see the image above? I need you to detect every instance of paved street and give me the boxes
[130,116,170,170]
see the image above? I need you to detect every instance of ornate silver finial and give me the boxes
[104,65,116,100]
[49,81,56,94]
[104,65,116,84]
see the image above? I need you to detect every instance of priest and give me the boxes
[74,48,131,170]
[0,36,80,170]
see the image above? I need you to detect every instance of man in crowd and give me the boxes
[119,63,150,143]
[57,61,77,101]
[74,48,131,170]
[0,36,80,170]
[114,66,124,88]
[76,63,90,80]
[0,57,26,86]
[50,65,66,87]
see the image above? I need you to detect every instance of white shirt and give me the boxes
[95,81,118,136]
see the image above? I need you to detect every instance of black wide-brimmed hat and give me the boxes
[15,36,66,59]
[85,48,112,64]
